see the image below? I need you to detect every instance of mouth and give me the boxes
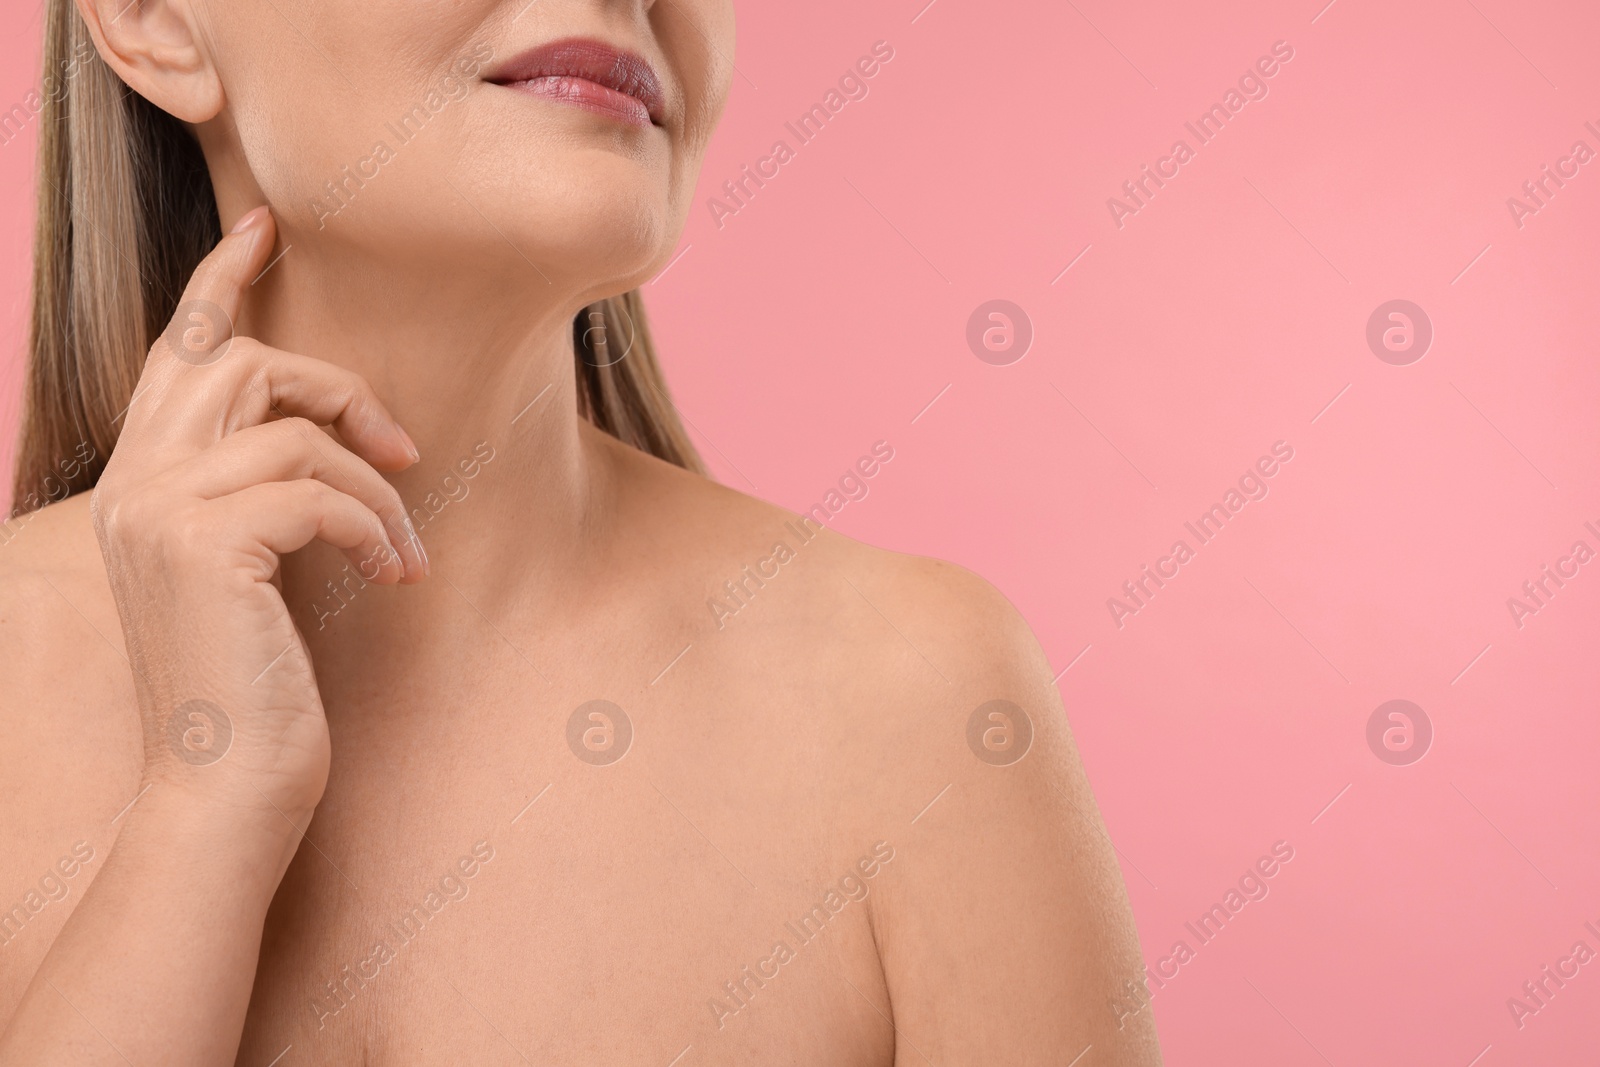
[485,37,665,129]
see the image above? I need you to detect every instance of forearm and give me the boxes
[0,785,306,1065]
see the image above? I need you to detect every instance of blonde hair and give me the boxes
[10,1,702,515]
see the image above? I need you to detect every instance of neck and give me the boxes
[242,244,612,616]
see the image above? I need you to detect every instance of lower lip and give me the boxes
[499,75,653,128]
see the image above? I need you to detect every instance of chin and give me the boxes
[490,162,676,290]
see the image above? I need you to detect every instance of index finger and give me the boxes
[159,206,277,365]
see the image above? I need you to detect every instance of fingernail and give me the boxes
[397,426,420,463]
[230,206,268,234]
[412,531,430,577]
[402,515,428,577]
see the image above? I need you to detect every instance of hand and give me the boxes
[90,206,428,821]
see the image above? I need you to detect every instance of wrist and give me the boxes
[118,776,318,895]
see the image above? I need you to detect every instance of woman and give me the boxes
[0,0,1162,1063]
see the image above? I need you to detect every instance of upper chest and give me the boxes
[233,638,902,1067]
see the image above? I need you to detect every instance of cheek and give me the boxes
[208,0,724,279]
[660,0,736,148]
[212,0,489,222]
[652,4,734,247]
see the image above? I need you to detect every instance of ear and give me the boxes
[74,0,222,123]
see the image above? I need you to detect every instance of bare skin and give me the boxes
[0,0,1163,1063]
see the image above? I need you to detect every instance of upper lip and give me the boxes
[485,37,665,126]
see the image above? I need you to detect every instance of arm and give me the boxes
[0,208,426,1063]
[0,787,306,1063]
[870,564,1163,1066]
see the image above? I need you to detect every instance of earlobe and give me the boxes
[73,0,223,123]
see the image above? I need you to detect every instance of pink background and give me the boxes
[5,0,1600,1062]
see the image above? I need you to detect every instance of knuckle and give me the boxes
[344,371,381,406]
[320,364,381,413]
[102,492,200,558]
[93,492,144,541]
[293,479,334,510]
[277,416,321,440]
[88,487,116,537]
[166,507,217,550]
[226,335,264,369]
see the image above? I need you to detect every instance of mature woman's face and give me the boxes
[182,0,734,296]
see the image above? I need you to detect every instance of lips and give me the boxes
[486,37,665,128]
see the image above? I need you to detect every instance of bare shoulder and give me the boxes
[615,446,1162,1061]
[0,491,131,694]
[611,438,1084,819]
[0,493,140,1008]
[759,521,1161,1060]
[609,437,1060,735]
